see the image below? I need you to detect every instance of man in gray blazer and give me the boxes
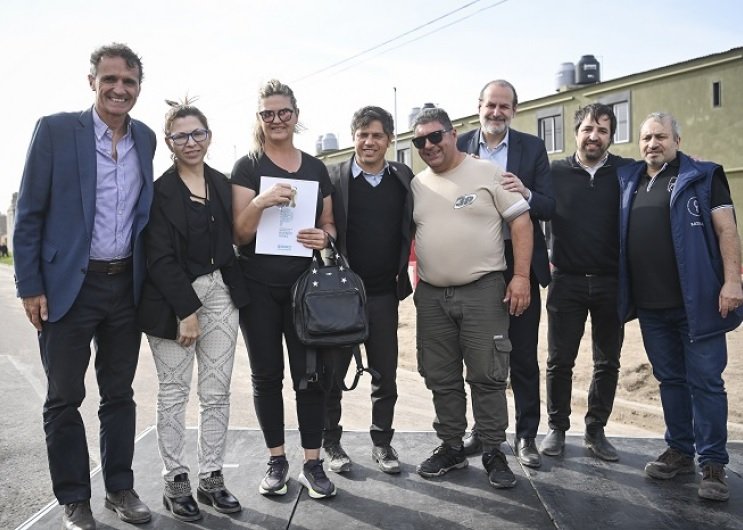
[323,106,414,475]
[14,43,155,530]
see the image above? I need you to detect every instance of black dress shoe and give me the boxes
[104,488,151,523]
[584,427,619,462]
[62,501,96,530]
[197,470,242,514]
[164,473,202,522]
[514,438,541,468]
[463,430,483,456]
[539,428,566,456]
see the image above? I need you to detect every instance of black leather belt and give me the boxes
[87,257,132,275]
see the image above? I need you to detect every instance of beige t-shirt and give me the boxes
[412,155,529,287]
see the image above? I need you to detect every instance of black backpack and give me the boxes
[292,238,378,390]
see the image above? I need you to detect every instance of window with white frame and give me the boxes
[612,101,630,143]
[397,146,411,167]
[599,91,631,144]
[536,106,564,153]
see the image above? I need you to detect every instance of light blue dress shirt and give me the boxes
[351,157,389,187]
[90,109,143,260]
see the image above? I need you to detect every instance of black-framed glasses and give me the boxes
[412,128,452,149]
[258,108,295,123]
[168,128,210,146]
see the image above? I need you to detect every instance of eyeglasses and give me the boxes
[258,108,295,123]
[168,128,210,146]
[412,129,452,149]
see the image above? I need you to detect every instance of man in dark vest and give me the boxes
[618,112,742,501]
[323,106,414,474]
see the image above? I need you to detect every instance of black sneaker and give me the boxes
[299,459,337,499]
[644,447,695,480]
[259,455,289,496]
[324,442,352,473]
[483,449,517,489]
[698,462,729,501]
[416,444,468,478]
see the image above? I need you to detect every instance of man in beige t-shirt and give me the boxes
[411,107,533,490]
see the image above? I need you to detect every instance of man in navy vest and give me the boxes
[323,106,414,475]
[14,43,155,529]
[618,112,742,502]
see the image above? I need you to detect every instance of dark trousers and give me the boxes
[240,279,325,450]
[324,291,399,447]
[39,272,141,505]
[471,242,542,439]
[545,272,623,432]
[503,241,542,439]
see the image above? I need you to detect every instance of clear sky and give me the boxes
[1,0,741,212]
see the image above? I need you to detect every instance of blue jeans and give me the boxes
[637,307,728,465]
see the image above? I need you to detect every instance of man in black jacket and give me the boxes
[323,106,414,474]
[541,103,633,461]
[457,80,554,468]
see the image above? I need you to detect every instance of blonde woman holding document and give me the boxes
[231,79,337,499]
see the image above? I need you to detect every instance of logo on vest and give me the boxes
[687,196,701,217]
[454,194,477,209]
[668,176,677,192]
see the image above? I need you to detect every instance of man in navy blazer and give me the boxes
[457,80,554,468]
[14,43,155,530]
[323,106,414,475]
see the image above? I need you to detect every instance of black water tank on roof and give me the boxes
[576,54,600,84]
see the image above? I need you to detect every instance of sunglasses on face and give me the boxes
[168,128,210,146]
[258,108,295,123]
[412,128,452,149]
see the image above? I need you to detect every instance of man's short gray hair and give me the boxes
[412,107,453,131]
[641,112,681,141]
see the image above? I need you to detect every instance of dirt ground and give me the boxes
[395,290,743,439]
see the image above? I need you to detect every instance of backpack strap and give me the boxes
[339,345,381,391]
[299,346,320,391]
[300,345,381,391]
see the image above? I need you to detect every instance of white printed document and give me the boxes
[255,176,318,257]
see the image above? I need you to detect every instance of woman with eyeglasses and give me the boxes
[231,79,337,499]
[138,99,249,521]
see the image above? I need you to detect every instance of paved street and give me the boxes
[0,264,442,529]
[1,264,659,529]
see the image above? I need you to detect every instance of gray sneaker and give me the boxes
[372,445,401,474]
[644,447,695,480]
[259,455,289,495]
[324,442,352,473]
[698,462,729,501]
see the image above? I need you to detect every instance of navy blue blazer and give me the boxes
[457,127,554,287]
[14,107,156,322]
[327,156,414,300]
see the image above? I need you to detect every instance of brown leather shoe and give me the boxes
[62,501,96,530]
[104,489,151,524]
